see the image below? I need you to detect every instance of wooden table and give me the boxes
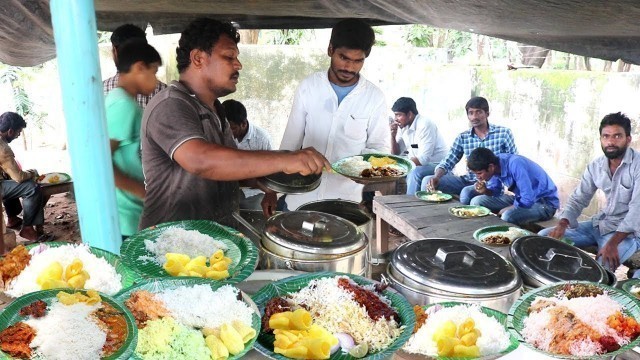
[40,181,73,199]
[371,194,513,262]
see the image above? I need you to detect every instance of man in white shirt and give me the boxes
[390,97,448,195]
[278,19,390,210]
[222,99,273,210]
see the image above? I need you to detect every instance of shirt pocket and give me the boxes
[343,116,369,142]
[617,185,633,203]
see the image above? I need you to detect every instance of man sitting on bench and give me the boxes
[0,112,50,242]
[539,112,640,277]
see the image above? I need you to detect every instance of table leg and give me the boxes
[371,191,389,264]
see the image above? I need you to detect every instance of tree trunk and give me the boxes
[238,30,259,44]
[604,60,612,72]
[583,57,591,71]
[518,44,550,68]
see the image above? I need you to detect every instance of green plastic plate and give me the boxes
[448,205,491,218]
[251,271,416,360]
[415,191,453,202]
[120,220,258,284]
[622,279,640,300]
[114,277,260,360]
[332,153,415,183]
[0,289,137,360]
[507,281,640,359]
[472,225,532,246]
[402,301,519,359]
[1,242,141,297]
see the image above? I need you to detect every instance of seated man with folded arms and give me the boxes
[539,112,640,277]
[389,97,448,195]
[0,112,49,242]
[466,147,558,225]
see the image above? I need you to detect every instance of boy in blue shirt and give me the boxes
[466,147,558,225]
[105,39,161,238]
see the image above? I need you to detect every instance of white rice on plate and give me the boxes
[339,156,372,177]
[5,244,123,297]
[403,304,511,356]
[143,227,228,265]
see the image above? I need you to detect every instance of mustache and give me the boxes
[231,72,240,78]
[339,70,356,76]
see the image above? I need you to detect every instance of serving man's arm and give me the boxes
[173,140,330,181]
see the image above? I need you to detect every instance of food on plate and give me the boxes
[629,286,640,299]
[0,290,129,359]
[368,156,397,167]
[259,276,403,358]
[481,234,512,245]
[361,166,403,178]
[403,304,511,357]
[162,249,232,280]
[450,207,485,217]
[139,227,234,279]
[3,244,123,297]
[522,284,640,356]
[19,300,47,318]
[0,245,31,285]
[404,305,505,357]
[420,191,450,201]
[36,174,62,184]
[125,284,256,359]
[338,155,406,178]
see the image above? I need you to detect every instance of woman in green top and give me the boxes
[105,39,161,237]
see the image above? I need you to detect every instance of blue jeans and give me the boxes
[471,195,556,225]
[421,174,479,204]
[539,221,640,274]
[1,179,44,226]
[406,163,438,195]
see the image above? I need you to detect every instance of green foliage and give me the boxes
[261,29,313,45]
[372,27,386,46]
[0,64,49,131]
[403,25,472,58]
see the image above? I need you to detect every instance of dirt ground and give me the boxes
[12,192,81,246]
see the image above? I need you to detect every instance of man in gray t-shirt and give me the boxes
[139,18,329,229]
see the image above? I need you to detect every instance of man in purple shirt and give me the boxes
[467,147,559,225]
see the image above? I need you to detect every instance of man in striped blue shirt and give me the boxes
[425,97,518,204]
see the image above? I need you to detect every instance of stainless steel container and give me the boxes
[259,211,368,275]
[510,235,607,288]
[386,238,522,313]
[296,200,374,243]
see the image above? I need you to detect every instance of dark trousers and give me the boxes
[1,179,44,226]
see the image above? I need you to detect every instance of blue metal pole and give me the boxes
[50,0,121,253]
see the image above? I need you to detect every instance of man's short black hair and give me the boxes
[116,39,162,73]
[329,19,375,57]
[467,147,499,171]
[176,18,240,74]
[465,96,490,113]
[0,112,27,133]
[599,112,632,136]
[392,97,419,115]
[110,24,147,49]
[222,99,247,125]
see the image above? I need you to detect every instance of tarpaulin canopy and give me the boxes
[4,0,640,66]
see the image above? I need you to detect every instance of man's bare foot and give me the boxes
[6,216,23,229]
[19,226,39,242]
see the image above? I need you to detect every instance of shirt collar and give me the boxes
[408,114,420,132]
[468,122,494,137]
[242,122,256,142]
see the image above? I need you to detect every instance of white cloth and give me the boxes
[280,71,390,209]
[395,113,448,164]
[236,122,272,197]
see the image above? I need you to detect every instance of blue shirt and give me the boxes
[486,153,560,209]
[436,123,518,181]
[330,82,357,104]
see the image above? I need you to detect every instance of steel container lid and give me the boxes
[510,235,607,286]
[389,239,521,296]
[257,172,321,194]
[296,200,371,226]
[263,211,366,256]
